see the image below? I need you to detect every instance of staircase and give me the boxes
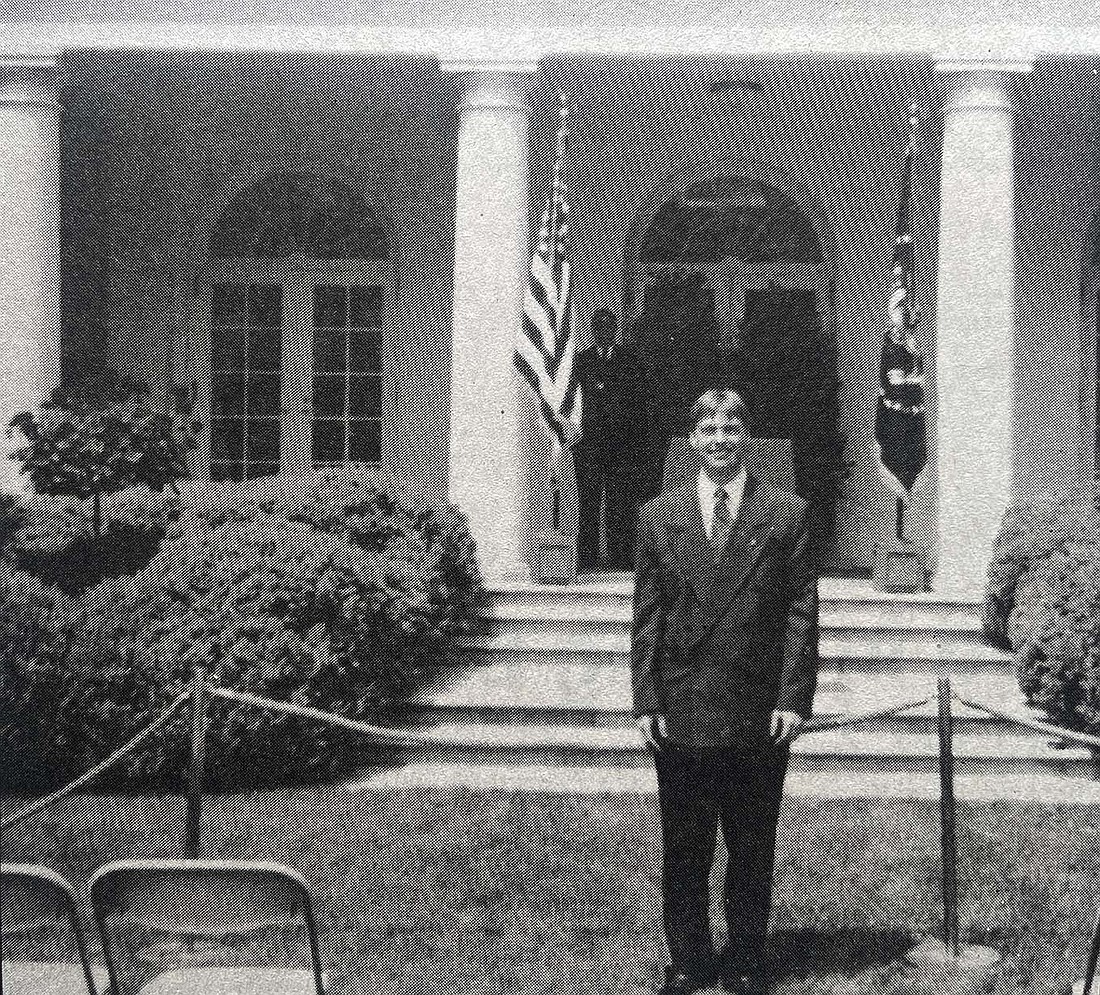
[358,578,1100,799]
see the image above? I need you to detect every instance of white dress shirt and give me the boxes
[697,467,747,541]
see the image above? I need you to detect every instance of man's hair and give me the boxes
[592,308,618,328]
[690,388,751,431]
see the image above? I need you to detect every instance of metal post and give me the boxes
[1082,904,1100,995]
[937,677,961,958]
[185,666,209,858]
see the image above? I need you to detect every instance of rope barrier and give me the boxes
[801,695,934,735]
[952,692,1100,752]
[211,687,487,746]
[215,686,937,744]
[2,691,192,831]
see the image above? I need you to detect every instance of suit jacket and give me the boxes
[575,344,645,468]
[631,472,819,748]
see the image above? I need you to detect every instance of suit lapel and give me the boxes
[689,474,779,648]
[667,485,717,593]
[713,474,774,595]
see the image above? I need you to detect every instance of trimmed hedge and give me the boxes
[0,475,481,790]
[982,488,1100,733]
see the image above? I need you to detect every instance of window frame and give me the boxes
[197,255,393,480]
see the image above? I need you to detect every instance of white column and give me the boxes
[0,54,60,493]
[446,64,537,581]
[933,59,1032,600]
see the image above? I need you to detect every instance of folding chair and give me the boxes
[1,864,107,994]
[88,860,326,995]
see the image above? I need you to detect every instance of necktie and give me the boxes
[711,487,732,556]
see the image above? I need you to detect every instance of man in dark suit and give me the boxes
[574,308,644,571]
[632,388,819,995]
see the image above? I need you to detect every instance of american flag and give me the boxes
[514,97,580,448]
[875,103,928,500]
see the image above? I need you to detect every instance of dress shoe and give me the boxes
[660,968,714,995]
[721,975,768,995]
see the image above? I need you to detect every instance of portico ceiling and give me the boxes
[2,0,1100,61]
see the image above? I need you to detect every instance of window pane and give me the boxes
[313,326,346,372]
[312,375,344,417]
[349,328,381,372]
[211,326,246,370]
[348,420,380,462]
[210,419,245,461]
[211,284,246,326]
[314,286,347,329]
[211,374,245,418]
[312,420,346,462]
[249,325,282,372]
[348,375,381,417]
[210,462,244,483]
[349,286,382,327]
[247,419,281,462]
[245,462,279,480]
[248,374,281,417]
[249,285,282,327]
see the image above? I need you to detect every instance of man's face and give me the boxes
[593,314,616,348]
[690,405,748,481]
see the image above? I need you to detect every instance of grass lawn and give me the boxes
[3,785,1099,995]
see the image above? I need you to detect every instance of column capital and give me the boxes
[935,57,1033,115]
[0,53,60,109]
[441,60,540,115]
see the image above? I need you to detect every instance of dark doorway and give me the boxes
[626,177,846,564]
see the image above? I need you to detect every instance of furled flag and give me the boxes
[514,96,580,448]
[875,103,928,501]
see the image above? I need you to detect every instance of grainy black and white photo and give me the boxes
[4,8,1100,995]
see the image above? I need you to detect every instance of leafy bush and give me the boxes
[982,488,1100,732]
[9,371,198,536]
[0,475,481,790]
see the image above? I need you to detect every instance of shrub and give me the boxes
[0,476,481,790]
[9,371,198,536]
[982,488,1100,733]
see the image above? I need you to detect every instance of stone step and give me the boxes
[484,600,987,634]
[455,633,1015,675]
[383,722,1096,777]
[480,608,990,650]
[486,578,985,629]
[412,665,1030,733]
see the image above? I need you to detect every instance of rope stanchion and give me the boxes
[185,666,210,859]
[1,691,192,831]
[938,677,961,959]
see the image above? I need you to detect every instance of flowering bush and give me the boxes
[0,476,481,789]
[983,488,1100,732]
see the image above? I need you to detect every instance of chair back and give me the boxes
[89,860,323,995]
[1,863,100,994]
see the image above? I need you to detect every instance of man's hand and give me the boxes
[637,714,668,752]
[558,419,581,449]
[770,710,804,744]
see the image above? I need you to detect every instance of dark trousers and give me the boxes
[654,741,790,981]
[576,450,636,570]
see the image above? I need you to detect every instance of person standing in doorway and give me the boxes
[632,388,819,995]
[574,308,644,571]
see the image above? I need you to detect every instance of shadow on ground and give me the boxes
[768,927,916,979]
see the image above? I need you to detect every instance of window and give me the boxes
[312,285,383,464]
[201,262,389,478]
[209,283,282,482]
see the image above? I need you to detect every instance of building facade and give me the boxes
[3,12,1100,598]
